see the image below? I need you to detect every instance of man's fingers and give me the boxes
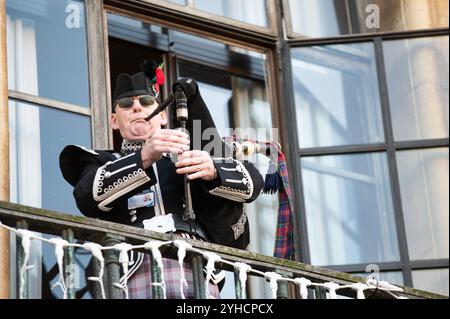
[178,150,207,161]
[163,134,190,145]
[175,156,204,168]
[187,170,209,181]
[176,163,208,175]
[153,132,189,146]
[153,140,189,151]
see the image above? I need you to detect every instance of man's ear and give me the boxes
[111,113,119,130]
[160,111,167,126]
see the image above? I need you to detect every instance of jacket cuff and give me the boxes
[92,151,156,211]
[208,158,254,203]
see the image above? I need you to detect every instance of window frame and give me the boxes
[140,0,278,35]
[286,29,450,287]
[282,0,450,40]
[4,0,111,150]
[104,0,278,48]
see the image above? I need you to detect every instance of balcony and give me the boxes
[0,201,445,300]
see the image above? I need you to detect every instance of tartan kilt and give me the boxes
[127,254,220,299]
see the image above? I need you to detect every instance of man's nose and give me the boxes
[131,99,143,112]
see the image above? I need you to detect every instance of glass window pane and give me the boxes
[292,43,384,148]
[196,81,232,136]
[41,233,94,299]
[397,148,449,260]
[378,271,404,287]
[9,100,91,215]
[413,269,449,296]
[288,0,449,37]
[302,153,400,266]
[384,36,449,141]
[6,0,90,107]
[195,0,268,27]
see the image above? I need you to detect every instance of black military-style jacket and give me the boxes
[59,78,263,249]
[60,142,263,249]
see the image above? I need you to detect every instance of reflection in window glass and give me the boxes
[195,0,268,27]
[9,100,91,215]
[107,13,163,34]
[41,233,94,299]
[173,30,226,49]
[292,43,384,148]
[384,36,449,141]
[8,101,92,298]
[197,81,232,136]
[248,275,277,299]
[397,148,449,260]
[302,153,400,266]
[288,0,449,37]
[6,0,89,107]
[288,0,349,37]
[413,269,449,296]
[172,31,265,80]
[107,12,144,28]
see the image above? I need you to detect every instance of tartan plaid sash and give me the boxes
[225,136,295,260]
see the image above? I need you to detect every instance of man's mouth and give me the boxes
[132,118,147,124]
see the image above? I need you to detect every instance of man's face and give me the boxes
[111,95,167,141]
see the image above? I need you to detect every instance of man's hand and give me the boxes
[141,129,190,169]
[175,150,217,181]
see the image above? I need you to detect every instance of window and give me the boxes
[6,0,89,107]
[195,0,268,27]
[412,268,449,296]
[397,148,449,260]
[6,0,92,299]
[292,42,384,148]
[9,100,91,214]
[162,0,270,28]
[6,0,92,216]
[384,36,449,141]
[287,0,449,37]
[302,153,399,266]
[291,34,448,293]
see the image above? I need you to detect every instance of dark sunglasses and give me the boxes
[116,95,156,109]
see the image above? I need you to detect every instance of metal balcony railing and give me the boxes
[0,201,446,300]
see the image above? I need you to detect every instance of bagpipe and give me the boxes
[142,62,295,260]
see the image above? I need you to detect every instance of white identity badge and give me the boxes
[143,214,176,233]
[128,190,154,210]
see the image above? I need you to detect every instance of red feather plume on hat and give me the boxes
[140,60,165,96]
